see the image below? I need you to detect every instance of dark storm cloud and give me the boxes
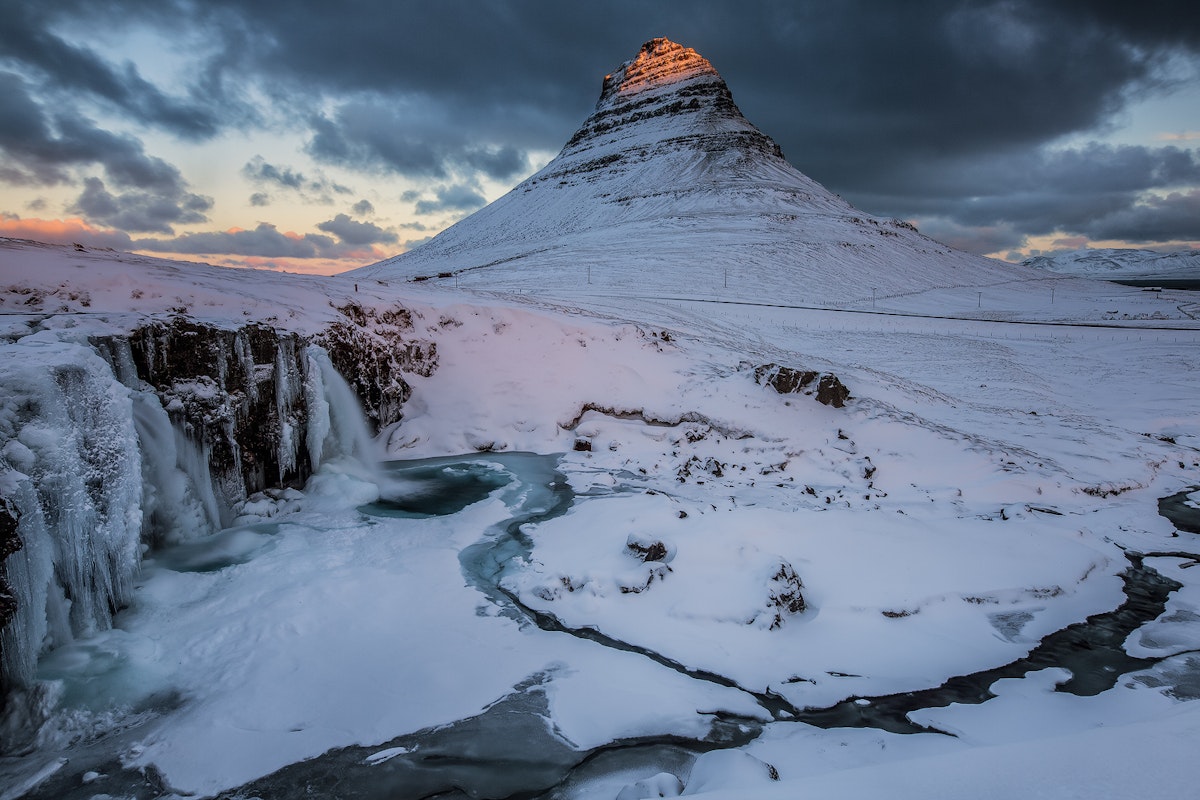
[241,156,353,203]
[865,143,1200,248]
[242,157,306,190]
[69,176,212,234]
[316,213,397,246]
[0,0,224,139]
[1086,189,1200,242]
[135,222,349,258]
[0,71,194,192]
[412,184,488,216]
[307,104,530,181]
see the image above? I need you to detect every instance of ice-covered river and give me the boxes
[4,455,1196,800]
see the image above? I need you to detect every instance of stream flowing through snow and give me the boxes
[3,453,1193,800]
[221,457,1188,798]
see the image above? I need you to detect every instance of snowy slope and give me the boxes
[5,224,1200,800]
[349,39,1048,308]
[1024,247,1200,280]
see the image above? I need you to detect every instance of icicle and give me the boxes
[0,336,144,688]
[131,392,220,545]
[274,336,302,482]
[0,474,56,687]
[90,336,140,389]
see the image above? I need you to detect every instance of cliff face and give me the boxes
[0,309,436,692]
[96,320,315,524]
[560,37,786,173]
[315,303,438,434]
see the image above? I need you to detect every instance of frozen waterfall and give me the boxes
[0,335,142,688]
[305,344,378,470]
[0,330,377,691]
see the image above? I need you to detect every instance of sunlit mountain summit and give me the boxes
[350,38,1033,304]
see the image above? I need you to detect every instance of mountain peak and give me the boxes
[598,38,720,107]
[562,37,776,161]
[351,38,1027,306]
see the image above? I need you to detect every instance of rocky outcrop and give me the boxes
[0,498,18,633]
[557,37,786,181]
[315,303,438,433]
[765,561,807,629]
[753,363,850,407]
[94,319,314,520]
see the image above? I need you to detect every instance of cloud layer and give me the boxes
[1,0,1198,263]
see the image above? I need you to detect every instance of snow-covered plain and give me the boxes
[3,36,1200,800]
[2,229,1199,798]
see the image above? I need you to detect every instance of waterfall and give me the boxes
[1,329,382,692]
[304,344,377,470]
[131,393,221,546]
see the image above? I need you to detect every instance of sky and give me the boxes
[1,0,1199,275]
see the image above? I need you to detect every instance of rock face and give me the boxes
[562,37,785,170]
[315,303,438,434]
[350,38,1038,304]
[97,320,315,519]
[754,363,850,408]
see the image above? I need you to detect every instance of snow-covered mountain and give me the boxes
[1024,248,1200,280]
[350,38,1032,304]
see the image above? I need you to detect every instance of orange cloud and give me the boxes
[1156,131,1200,142]
[0,216,133,250]
[0,217,394,276]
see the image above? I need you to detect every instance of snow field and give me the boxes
[4,237,1200,798]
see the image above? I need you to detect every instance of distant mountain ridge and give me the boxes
[1023,248,1200,280]
[349,38,1036,303]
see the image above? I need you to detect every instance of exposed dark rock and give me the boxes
[816,373,851,408]
[95,319,314,518]
[626,532,675,564]
[627,540,668,563]
[316,302,438,433]
[754,363,850,408]
[754,363,818,394]
[618,563,672,594]
[766,561,806,629]
[0,498,20,633]
[573,438,592,452]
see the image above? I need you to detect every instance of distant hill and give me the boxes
[1023,248,1200,281]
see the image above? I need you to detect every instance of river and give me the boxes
[6,456,1194,800]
